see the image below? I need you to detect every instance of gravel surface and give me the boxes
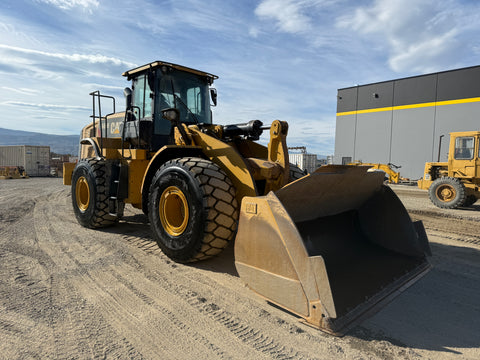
[0,178,478,359]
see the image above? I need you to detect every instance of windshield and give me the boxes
[454,136,474,160]
[155,69,211,132]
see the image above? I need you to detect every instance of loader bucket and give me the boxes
[235,165,431,335]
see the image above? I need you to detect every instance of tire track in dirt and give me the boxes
[86,200,414,360]
[409,210,480,246]
[52,191,313,359]
[0,197,59,359]
[110,263,306,360]
[107,221,315,359]
[6,179,475,359]
[184,294,302,360]
[35,189,244,359]
[108,270,231,360]
[33,192,146,359]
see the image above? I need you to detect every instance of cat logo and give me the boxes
[110,121,121,135]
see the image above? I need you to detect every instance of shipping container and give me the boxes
[288,153,318,173]
[0,145,51,176]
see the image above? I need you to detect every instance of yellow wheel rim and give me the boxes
[436,184,456,202]
[75,176,90,212]
[159,186,189,236]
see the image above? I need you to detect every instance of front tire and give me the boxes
[148,157,238,262]
[71,159,117,228]
[428,177,466,209]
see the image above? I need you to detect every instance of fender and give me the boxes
[141,131,259,214]
[80,138,101,159]
[141,145,204,214]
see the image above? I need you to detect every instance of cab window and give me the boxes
[187,87,203,117]
[454,136,474,160]
[132,75,153,119]
[154,69,211,136]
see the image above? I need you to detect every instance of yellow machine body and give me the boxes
[65,123,285,206]
[0,166,28,179]
[64,60,432,335]
[418,131,480,208]
[348,161,402,183]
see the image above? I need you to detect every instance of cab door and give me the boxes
[451,136,476,178]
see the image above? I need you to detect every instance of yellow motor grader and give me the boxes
[64,61,431,335]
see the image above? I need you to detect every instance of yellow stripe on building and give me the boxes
[336,97,480,116]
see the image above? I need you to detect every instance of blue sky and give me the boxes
[1,0,480,155]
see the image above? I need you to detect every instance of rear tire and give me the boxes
[148,157,238,262]
[71,159,117,228]
[428,177,466,209]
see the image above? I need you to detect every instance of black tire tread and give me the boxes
[72,158,116,228]
[151,157,238,262]
[428,176,466,209]
[182,157,238,261]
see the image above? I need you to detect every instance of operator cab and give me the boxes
[122,61,218,152]
[453,135,478,160]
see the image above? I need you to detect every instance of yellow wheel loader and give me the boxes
[418,131,480,208]
[0,166,28,179]
[64,61,431,335]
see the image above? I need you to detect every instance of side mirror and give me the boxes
[161,108,180,123]
[210,88,217,106]
[124,87,132,110]
[162,108,190,145]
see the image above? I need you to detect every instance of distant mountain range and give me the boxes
[0,127,330,159]
[0,128,79,155]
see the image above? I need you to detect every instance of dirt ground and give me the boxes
[0,178,479,360]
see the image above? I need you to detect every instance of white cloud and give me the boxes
[0,44,136,68]
[2,101,89,111]
[248,26,260,38]
[254,0,337,34]
[255,0,313,33]
[36,0,99,12]
[1,87,42,95]
[337,0,480,73]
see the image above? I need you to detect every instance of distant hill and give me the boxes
[0,128,79,155]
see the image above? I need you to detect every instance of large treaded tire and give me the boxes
[148,157,238,263]
[428,177,466,209]
[71,158,117,228]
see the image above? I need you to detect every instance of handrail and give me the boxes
[89,91,116,155]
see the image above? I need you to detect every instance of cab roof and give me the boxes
[122,61,218,82]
